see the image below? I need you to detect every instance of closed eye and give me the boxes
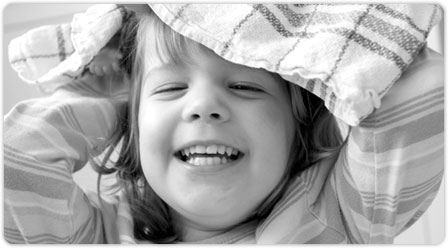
[153,83,188,94]
[229,82,264,92]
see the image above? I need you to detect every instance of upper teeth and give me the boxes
[176,144,242,166]
[180,144,239,157]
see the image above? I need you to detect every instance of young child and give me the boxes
[4,4,444,244]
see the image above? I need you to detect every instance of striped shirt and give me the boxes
[3,47,444,244]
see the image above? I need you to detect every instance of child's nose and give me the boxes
[181,87,230,124]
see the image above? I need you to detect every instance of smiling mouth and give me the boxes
[174,144,244,166]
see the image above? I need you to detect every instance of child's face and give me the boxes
[138,45,295,231]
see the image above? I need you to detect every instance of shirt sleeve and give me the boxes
[334,47,444,243]
[3,73,127,243]
[255,47,444,244]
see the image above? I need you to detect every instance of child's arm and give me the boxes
[256,47,443,244]
[3,72,127,243]
[335,47,444,243]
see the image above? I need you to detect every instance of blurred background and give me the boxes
[2,3,445,244]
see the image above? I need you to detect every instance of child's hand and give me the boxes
[88,47,123,76]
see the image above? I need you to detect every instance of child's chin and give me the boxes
[174,186,244,209]
[174,197,255,228]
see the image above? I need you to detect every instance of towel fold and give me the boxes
[8,3,442,125]
[8,4,126,93]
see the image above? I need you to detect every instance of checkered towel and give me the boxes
[8,3,442,125]
[8,4,124,93]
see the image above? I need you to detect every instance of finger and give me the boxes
[112,62,121,72]
[95,66,104,76]
[102,65,111,74]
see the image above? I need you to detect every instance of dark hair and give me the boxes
[92,7,346,244]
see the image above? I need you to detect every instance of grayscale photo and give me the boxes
[3,3,444,245]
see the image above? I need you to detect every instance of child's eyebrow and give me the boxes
[142,64,186,83]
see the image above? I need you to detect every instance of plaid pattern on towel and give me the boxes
[150,3,442,125]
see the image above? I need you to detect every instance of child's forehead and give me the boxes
[144,50,270,78]
[143,40,201,69]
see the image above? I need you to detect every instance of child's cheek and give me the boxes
[138,101,177,167]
